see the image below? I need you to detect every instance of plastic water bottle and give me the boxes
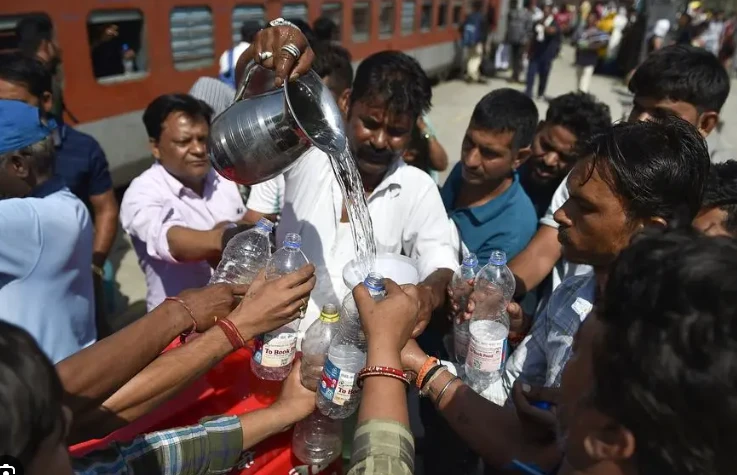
[251,233,308,381]
[292,410,343,465]
[316,273,386,419]
[464,250,515,391]
[452,253,480,363]
[300,303,340,391]
[122,44,135,74]
[210,218,273,285]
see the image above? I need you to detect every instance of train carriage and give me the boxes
[0,0,487,184]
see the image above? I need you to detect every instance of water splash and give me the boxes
[326,144,377,277]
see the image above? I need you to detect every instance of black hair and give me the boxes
[142,94,213,141]
[351,50,432,119]
[286,18,317,44]
[240,20,262,43]
[546,92,611,143]
[15,15,53,58]
[470,88,539,152]
[595,227,737,474]
[312,42,353,94]
[313,16,338,42]
[702,160,737,234]
[581,116,710,224]
[0,321,66,466]
[0,52,52,100]
[629,44,730,113]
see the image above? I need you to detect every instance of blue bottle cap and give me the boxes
[462,253,478,268]
[531,400,552,410]
[363,272,385,292]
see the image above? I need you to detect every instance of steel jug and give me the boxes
[208,61,346,186]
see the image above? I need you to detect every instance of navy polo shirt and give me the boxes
[441,163,538,263]
[53,123,113,204]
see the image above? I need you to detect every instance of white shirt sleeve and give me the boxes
[246,175,285,215]
[539,174,571,229]
[402,177,459,279]
[120,180,188,264]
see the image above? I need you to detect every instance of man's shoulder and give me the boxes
[550,273,595,307]
[0,197,39,225]
[62,126,105,154]
[395,163,441,195]
[122,166,168,204]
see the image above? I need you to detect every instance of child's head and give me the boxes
[694,160,737,237]
[460,88,538,187]
[628,44,730,137]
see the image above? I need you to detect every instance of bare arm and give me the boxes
[357,344,410,427]
[509,225,561,297]
[89,190,119,268]
[426,136,449,173]
[166,226,225,262]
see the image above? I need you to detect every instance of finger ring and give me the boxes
[257,51,273,62]
[281,43,301,60]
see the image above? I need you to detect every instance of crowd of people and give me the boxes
[2,7,737,475]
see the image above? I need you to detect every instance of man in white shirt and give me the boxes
[218,21,261,88]
[244,50,458,333]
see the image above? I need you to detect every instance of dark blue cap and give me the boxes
[0,100,57,154]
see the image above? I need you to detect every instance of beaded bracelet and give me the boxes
[166,297,198,343]
[357,366,411,388]
[216,318,247,350]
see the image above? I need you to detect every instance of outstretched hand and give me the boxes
[355,279,421,353]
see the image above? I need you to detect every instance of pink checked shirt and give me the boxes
[121,162,245,310]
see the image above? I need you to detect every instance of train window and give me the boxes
[438,0,450,27]
[232,6,265,46]
[282,3,308,21]
[0,13,53,54]
[170,7,215,71]
[87,10,148,84]
[420,1,433,31]
[379,1,395,38]
[352,2,371,43]
[321,3,342,40]
[452,0,464,25]
[401,1,416,35]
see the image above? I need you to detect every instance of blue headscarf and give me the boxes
[0,100,57,154]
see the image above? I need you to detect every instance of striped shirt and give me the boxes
[73,416,244,475]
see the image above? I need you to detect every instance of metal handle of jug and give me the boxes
[234,60,279,103]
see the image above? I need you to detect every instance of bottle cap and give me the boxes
[462,253,478,268]
[256,217,274,232]
[284,233,302,249]
[363,272,385,292]
[489,250,507,266]
[319,303,339,322]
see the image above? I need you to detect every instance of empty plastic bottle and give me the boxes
[292,410,343,466]
[300,303,340,391]
[210,218,274,285]
[451,253,480,363]
[316,273,385,419]
[251,233,309,381]
[464,250,515,391]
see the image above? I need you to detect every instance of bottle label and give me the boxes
[318,358,360,405]
[467,337,507,372]
[253,331,297,368]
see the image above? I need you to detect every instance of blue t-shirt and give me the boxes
[0,177,96,363]
[441,163,537,263]
[54,123,113,204]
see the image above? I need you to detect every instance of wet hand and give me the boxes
[355,279,420,353]
[235,24,315,88]
[177,283,250,332]
[447,278,474,324]
[508,302,531,339]
[272,358,316,423]
[399,339,429,373]
[228,264,316,338]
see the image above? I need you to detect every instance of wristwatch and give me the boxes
[268,18,300,30]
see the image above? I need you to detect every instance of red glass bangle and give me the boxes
[216,318,246,350]
[357,366,411,388]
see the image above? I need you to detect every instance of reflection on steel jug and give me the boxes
[208,61,347,186]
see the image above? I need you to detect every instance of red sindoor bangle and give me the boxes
[357,366,411,388]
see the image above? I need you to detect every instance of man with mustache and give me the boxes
[242,49,457,335]
[397,117,710,472]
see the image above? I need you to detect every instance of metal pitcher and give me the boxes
[208,61,346,186]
